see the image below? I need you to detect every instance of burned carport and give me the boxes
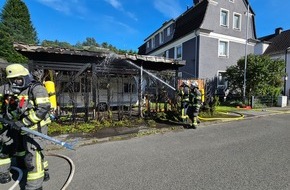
[13,43,185,122]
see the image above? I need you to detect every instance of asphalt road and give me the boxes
[6,113,290,190]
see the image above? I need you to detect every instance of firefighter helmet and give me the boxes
[6,64,29,78]
[190,81,198,89]
[181,80,189,87]
[6,64,32,90]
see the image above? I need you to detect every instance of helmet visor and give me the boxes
[9,77,24,88]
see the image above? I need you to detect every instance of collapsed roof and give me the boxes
[13,43,185,72]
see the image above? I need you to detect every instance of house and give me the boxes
[138,0,257,94]
[255,27,290,97]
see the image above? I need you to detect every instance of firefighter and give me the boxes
[187,81,202,129]
[178,80,190,124]
[0,64,51,190]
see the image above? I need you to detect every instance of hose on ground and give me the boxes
[46,153,75,190]
[9,166,23,190]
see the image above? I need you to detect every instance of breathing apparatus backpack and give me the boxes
[43,81,57,111]
[28,80,57,120]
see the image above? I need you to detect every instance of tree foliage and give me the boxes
[0,0,38,63]
[225,54,285,98]
[0,27,27,63]
[41,40,73,49]
[41,37,137,54]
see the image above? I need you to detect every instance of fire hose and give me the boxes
[8,153,75,190]
[0,117,77,150]
[0,117,76,189]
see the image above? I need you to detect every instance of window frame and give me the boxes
[151,37,155,48]
[166,27,171,36]
[175,44,182,60]
[159,31,164,44]
[123,83,135,93]
[218,40,229,58]
[220,9,229,27]
[165,50,169,58]
[217,71,226,87]
[233,12,242,31]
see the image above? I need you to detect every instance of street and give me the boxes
[43,114,290,189]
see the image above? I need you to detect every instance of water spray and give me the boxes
[126,60,176,91]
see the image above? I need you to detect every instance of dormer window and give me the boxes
[159,31,164,44]
[151,37,155,48]
[146,41,150,48]
[166,27,171,36]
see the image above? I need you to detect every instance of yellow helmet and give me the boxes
[190,81,198,89]
[6,64,29,78]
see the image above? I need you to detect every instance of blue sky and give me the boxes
[0,0,290,51]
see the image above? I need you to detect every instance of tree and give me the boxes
[0,28,27,63]
[82,37,99,47]
[41,40,73,48]
[225,54,285,98]
[0,0,38,63]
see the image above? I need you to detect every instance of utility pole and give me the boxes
[284,47,290,96]
[243,4,250,103]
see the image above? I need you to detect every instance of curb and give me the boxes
[45,109,290,151]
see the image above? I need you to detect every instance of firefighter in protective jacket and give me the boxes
[0,64,51,190]
[187,81,202,128]
[178,80,190,123]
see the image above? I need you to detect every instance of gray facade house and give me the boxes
[138,0,257,92]
[255,27,290,97]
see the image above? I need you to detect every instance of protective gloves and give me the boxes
[11,121,24,131]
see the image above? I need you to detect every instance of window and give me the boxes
[220,9,229,27]
[163,50,169,58]
[165,50,169,58]
[229,0,234,2]
[218,40,229,57]
[233,13,241,30]
[124,83,135,93]
[159,31,164,44]
[151,37,155,48]
[146,41,150,48]
[167,27,171,36]
[175,45,182,59]
[217,71,226,86]
[99,82,108,90]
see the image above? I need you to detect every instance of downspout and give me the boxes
[195,30,198,78]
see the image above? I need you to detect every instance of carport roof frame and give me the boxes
[13,43,185,72]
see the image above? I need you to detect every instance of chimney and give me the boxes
[275,27,283,35]
[193,0,203,5]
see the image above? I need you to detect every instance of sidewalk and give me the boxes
[235,106,290,118]
[45,106,290,151]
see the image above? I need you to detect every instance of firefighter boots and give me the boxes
[0,172,11,184]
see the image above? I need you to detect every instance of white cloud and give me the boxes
[125,12,138,21]
[104,0,123,10]
[153,0,184,19]
[35,0,87,16]
[103,15,138,34]
[104,0,138,21]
